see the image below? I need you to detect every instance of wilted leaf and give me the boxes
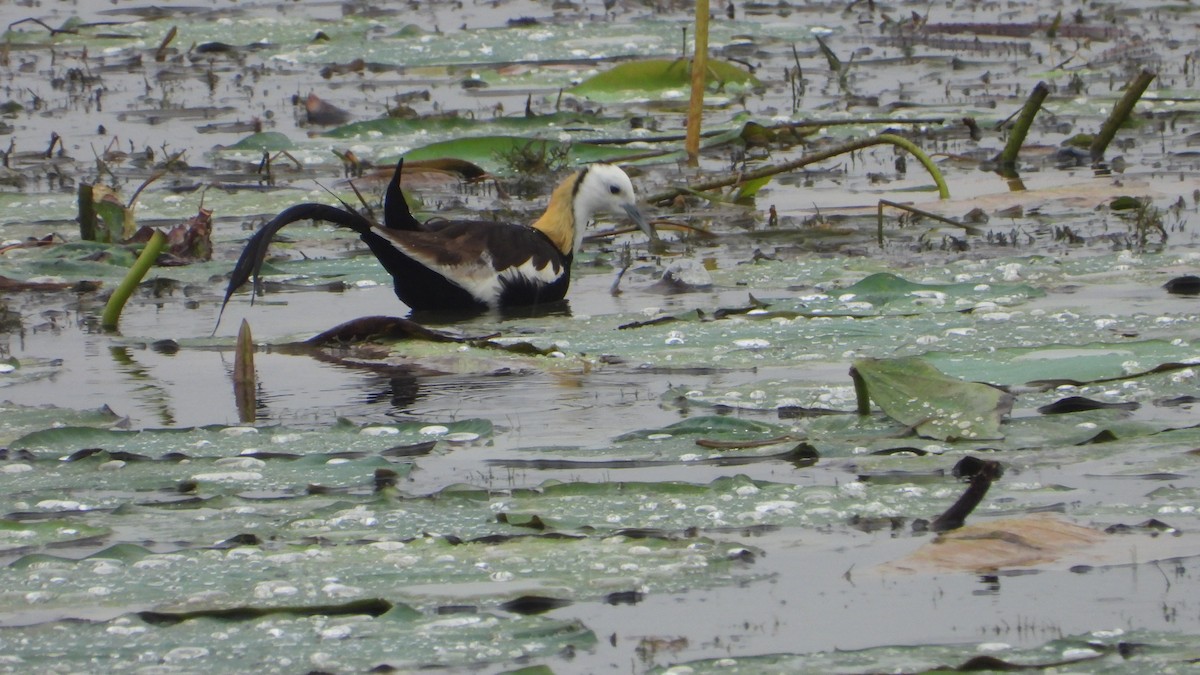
[882,515,1104,573]
[87,184,135,242]
[851,357,1013,440]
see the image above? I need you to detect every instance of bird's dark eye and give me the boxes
[609,185,621,195]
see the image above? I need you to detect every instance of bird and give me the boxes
[216,160,655,327]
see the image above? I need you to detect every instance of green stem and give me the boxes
[1090,69,1156,162]
[646,132,949,204]
[101,229,165,331]
[875,133,949,200]
[995,81,1049,170]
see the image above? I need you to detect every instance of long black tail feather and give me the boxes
[383,158,423,231]
[214,203,374,333]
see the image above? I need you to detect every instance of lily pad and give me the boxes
[222,132,296,152]
[851,356,1014,441]
[569,58,760,98]
[399,136,657,173]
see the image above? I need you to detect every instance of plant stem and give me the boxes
[101,229,165,330]
[850,366,871,416]
[234,318,257,424]
[876,198,982,246]
[78,183,99,242]
[1090,69,1156,162]
[995,80,1049,170]
[647,132,949,204]
[685,0,710,164]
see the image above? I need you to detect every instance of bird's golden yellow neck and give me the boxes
[531,170,583,256]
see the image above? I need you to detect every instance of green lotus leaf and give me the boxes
[852,356,1014,441]
[570,58,760,97]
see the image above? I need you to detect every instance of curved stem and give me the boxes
[102,229,165,331]
[850,366,871,416]
[647,131,949,203]
[875,133,949,200]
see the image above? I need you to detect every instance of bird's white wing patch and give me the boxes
[457,255,563,307]
[498,257,563,286]
[405,252,561,308]
[372,226,564,308]
[451,251,505,306]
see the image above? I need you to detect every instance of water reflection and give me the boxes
[108,344,176,426]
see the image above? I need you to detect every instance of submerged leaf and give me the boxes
[223,131,296,152]
[851,357,1013,440]
[138,598,393,625]
[841,272,1042,307]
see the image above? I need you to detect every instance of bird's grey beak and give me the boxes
[624,203,658,241]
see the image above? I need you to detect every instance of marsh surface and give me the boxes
[1,0,1200,672]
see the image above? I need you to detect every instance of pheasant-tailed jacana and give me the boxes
[217,160,654,325]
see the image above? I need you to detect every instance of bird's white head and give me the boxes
[534,163,656,256]
[572,164,655,253]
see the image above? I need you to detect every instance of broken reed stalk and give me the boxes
[876,199,983,246]
[685,0,710,164]
[849,366,871,416]
[234,318,257,423]
[647,133,949,205]
[995,81,1050,170]
[1090,69,1156,163]
[101,228,165,330]
[78,183,99,241]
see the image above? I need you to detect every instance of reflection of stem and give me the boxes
[1090,69,1156,162]
[647,132,949,204]
[930,457,1004,532]
[876,199,982,246]
[102,229,165,330]
[995,81,1049,170]
[108,345,176,426]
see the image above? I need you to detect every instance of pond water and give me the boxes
[2,0,1200,672]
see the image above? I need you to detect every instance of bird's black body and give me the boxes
[217,159,651,328]
[357,221,572,311]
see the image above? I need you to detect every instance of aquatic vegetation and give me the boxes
[0,0,1199,672]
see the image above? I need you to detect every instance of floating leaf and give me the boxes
[841,272,1042,307]
[850,357,1013,441]
[569,58,759,97]
[400,136,652,173]
[324,111,622,140]
[614,415,787,442]
[882,514,1104,573]
[0,519,111,554]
